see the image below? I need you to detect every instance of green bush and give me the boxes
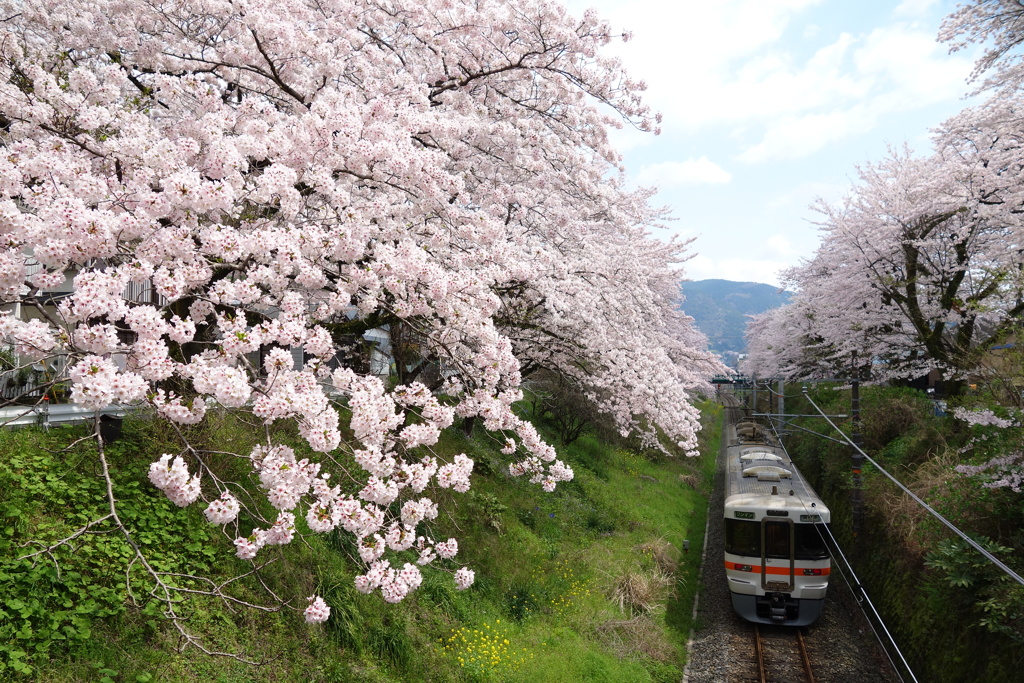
[786,385,1024,683]
[0,426,216,676]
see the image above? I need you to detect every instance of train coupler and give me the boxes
[757,592,799,622]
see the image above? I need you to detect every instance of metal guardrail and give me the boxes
[0,402,128,428]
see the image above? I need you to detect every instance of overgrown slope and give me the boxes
[778,386,1024,683]
[0,402,721,681]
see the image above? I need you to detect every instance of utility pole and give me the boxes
[851,353,864,541]
[777,378,784,429]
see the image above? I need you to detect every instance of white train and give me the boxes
[724,419,831,625]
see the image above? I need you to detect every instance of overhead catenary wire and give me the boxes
[816,517,917,683]
[737,376,855,401]
[780,422,848,445]
[758,384,806,400]
[734,379,807,400]
[763,418,916,683]
[802,390,1024,588]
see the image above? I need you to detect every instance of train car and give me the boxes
[724,420,831,626]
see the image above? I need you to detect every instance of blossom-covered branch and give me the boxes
[0,0,717,638]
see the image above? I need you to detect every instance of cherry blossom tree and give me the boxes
[743,152,938,382]
[935,1,1024,498]
[742,1,1024,497]
[497,215,720,452]
[941,0,1024,93]
[741,299,838,380]
[0,0,716,648]
[745,124,1024,389]
[952,341,1024,493]
[745,0,1024,387]
[952,404,1024,492]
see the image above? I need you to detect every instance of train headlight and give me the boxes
[802,568,823,576]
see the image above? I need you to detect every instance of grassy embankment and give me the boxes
[0,400,722,682]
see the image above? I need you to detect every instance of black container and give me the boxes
[99,414,123,443]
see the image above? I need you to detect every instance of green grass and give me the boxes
[0,400,723,681]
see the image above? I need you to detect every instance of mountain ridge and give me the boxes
[679,279,790,357]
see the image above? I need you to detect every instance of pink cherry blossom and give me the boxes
[454,567,476,590]
[435,538,459,560]
[304,596,331,624]
[203,491,241,525]
[0,0,722,620]
[148,454,202,508]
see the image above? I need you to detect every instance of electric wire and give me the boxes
[737,380,806,400]
[816,518,917,683]
[824,552,906,682]
[736,376,858,400]
[765,411,917,683]
[803,390,1024,588]
[767,417,849,446]
[762,386,806,400]
[761,416,916,683]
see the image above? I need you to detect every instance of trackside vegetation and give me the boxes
[777,385,1024,683]
[0,401,722,681]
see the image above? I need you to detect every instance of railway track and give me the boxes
[687,391,901,683]
[754,624,815,683]
[728,622,816,682]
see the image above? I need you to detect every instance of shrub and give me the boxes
[611,568,674,617]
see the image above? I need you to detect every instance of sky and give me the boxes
[562,0,983,287]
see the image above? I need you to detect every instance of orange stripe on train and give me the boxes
[724,561,830,576]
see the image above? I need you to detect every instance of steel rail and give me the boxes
[754,625,816,683]
[797,628,815,683]
[754,624,766,683]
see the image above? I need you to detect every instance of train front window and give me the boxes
[763,521,791,559]
[725,519,759,556]
[795,523,829,560]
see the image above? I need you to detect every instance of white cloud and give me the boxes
[633,157,732,187]
[558,0,980,286]
[685,254,790,286]
[766,234,798,257]
[853,24,970,103]
[734,22,974,162]
[563,0,826,128]
[765,180,849,212]
[737,107,875,163]
[567,0,976,163]
[717,33,872,123]
[606,123,655,154]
